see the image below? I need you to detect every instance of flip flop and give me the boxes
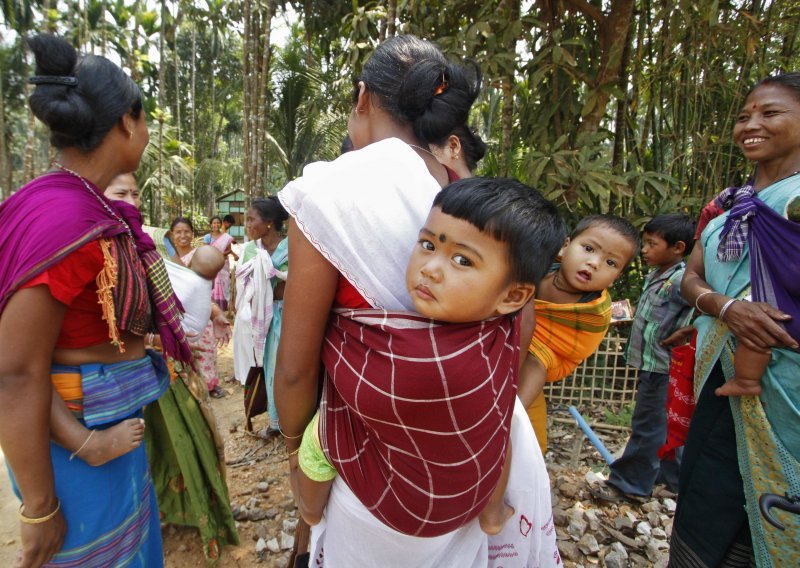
[589,482,647,504]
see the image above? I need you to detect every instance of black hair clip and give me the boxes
[28,75,78,87]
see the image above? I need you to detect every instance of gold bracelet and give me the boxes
[287,447,300,457]
[18,499,61,525]
[280,429,303,440]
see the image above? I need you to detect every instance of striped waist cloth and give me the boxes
[51,349,169,427]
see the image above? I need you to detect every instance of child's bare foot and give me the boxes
[479,502,515,535]
[79,418,145,466]
[715,377,762,397]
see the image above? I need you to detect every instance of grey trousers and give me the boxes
[608,370,682,495]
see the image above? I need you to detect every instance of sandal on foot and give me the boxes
[209,386,226,398]
[589,482,646,504]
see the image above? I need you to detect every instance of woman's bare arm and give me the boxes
[275,223,338,449]
[0,286,67,567]
[681,243,796,352]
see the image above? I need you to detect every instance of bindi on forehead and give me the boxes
[438,233,446,243]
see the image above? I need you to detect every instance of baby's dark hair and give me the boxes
[432,177,566,287]
[644,214,696,256]
[571,214,641,265]
[27,34,143,152]
[222,214,235,225]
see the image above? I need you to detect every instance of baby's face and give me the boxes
[405,208,517,323]
[558,226,634,293]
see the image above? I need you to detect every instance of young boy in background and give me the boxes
[518,215,641,453]
[591,213,695,502]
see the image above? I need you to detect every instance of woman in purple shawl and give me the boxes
[0,35,190,567]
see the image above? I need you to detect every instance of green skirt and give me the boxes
[145,375,239,564]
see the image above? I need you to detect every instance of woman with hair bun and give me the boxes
[276,35,557,567]
[0,35,191,566]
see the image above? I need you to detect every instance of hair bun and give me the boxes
[27,34,77,77]
[410,60,481,146]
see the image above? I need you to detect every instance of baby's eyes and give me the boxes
[453,254,472,267]
[419,239,435,251]
[583,245,594,253]
[606,259,618,268]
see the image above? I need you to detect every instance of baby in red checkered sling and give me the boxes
[293,177,566,537]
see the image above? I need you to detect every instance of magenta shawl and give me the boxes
[0,172,192,363]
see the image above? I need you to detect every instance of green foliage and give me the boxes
[604,403,635,428]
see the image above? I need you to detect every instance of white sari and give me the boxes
[279,138,559,567]
[232,240,287,383]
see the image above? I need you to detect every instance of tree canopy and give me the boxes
[2,0,798,233]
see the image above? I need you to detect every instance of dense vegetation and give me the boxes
[2,0,798,237]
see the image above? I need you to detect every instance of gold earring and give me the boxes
[129,131,134,139]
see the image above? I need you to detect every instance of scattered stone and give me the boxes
[652,527,668,540]
[584,509,601,531]
[559,482,580,498]
[282,499,296,511]
[246,497,260,509]
[636,521,652,536]
[229,423,238,433]
[239,488,253,497]
[553,507,568,527]
[663,518,674,537]
[630,552,650,567]
[645,540,667,563]
[5,539,15,546]
[609,542,628,558]
[585,470,605,486]
[256,481,269,493]
[603,544,629,568]
[255,524,269,540]
[283,518,299,532]
[266,538,280,553]
[177,544,188,553]
[255,537,267,554]
[248,508,268,521]
[646,511,661,527]
[559,541,582,562]
[625,511,638,524]
[641,500,661,513]
[614,515,633,531]
[663,498,677,513]
[265,507,280,520]
[577,533,600,555]
[567,518,588,539]
[604,551,627,568]
[280,531,295,550]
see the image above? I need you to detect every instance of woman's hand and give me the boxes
[16,509,66,568]
[722,300,797,353]
[209,302,231,347]
[211,312,231,347]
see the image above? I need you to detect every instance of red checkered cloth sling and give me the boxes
[318,309,520,537]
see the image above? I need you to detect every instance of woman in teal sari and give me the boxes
[232,197,289,433]
[672,73,800,567]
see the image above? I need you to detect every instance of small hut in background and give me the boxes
[216,189,246,241]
